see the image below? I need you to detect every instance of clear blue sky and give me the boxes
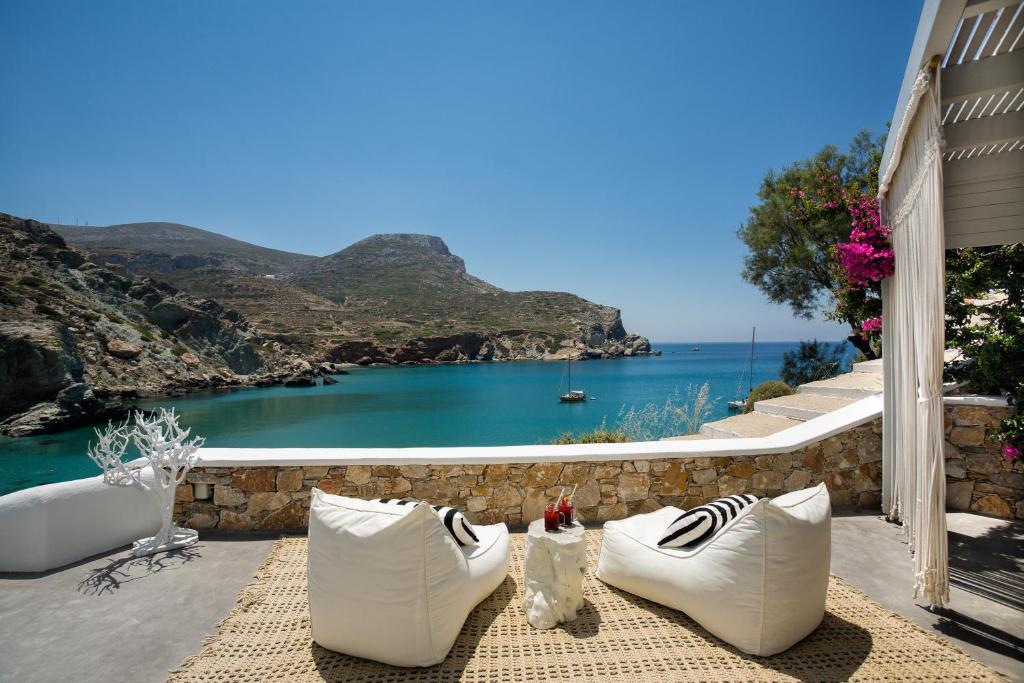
[1,1,922,342]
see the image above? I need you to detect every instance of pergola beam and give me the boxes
[962,0,1021,19]
[942,49,1024,103]
[944,110,1024,152]
[943,151,1024,247]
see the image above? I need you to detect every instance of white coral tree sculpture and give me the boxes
[88,407,204,556]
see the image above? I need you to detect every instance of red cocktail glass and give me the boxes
[544,504,561,532]
[558,498,574,526]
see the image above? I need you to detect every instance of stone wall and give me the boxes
[944,403,1022,519]
[173,403,1021,531]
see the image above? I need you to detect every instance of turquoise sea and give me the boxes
[0,341,853,495]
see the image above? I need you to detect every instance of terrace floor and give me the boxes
[0,512,1021,683]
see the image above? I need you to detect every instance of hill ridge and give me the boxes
[53,220,654,364]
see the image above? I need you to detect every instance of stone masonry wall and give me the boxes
[944,403,1022,519]
[173,404,1021,531]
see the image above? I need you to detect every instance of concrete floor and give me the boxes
[0,514,1020,683]
[831,510,1023,680]
[0,533,278,683]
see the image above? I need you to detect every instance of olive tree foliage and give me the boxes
[737,130,885,327]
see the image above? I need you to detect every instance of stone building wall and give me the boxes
[173,403,1021,531]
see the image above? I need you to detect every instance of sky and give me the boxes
[0,1,923,342]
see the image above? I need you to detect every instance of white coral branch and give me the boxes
[87,407,204,556]
[87,419,146,490]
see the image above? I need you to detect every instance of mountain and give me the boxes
[52,222,317,274]
[54,222,653,363]
[0,214,310,436]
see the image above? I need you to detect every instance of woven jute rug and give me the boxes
[168,531,1002,682]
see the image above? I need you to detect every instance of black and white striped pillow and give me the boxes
[658,494,760,548]
[377,499,479,547]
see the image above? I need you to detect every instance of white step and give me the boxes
[798,372,882,399]
[699,412,803,439]
[753,393,856,421]
[852,359,883,375]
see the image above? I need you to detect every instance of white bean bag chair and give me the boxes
[596,483,831,656]
[308,489,510,667]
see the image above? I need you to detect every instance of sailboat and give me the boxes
[559,356,586,402]
[728,327,756,411]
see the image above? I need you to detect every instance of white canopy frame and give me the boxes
[879,0,1024,608]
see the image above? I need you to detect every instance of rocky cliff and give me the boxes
[0,214,310,436]
[56,225,655,362]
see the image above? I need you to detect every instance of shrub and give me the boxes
[170,344,187,356]
[779,340,847,386]
[0,292,23,306]
[551,427,629,444]
[18,275,45,288]
[744,380,795,413]
[34,303,59,317]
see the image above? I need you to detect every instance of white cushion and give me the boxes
[596,483,831,656]
[308,490,509,667]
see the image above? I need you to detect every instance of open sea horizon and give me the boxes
[0,341,855,495]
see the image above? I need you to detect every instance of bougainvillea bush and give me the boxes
[786,162,894,358]
[738,131,889,359]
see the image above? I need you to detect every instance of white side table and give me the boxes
[521,519,587,629]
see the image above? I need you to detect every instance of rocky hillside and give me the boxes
[56,224,653,363]
[0,214,314,436]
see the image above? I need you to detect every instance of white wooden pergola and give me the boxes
[878,0,1024,608]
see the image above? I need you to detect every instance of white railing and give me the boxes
[196,395,885,467]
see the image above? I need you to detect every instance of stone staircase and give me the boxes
[664,360,883,441]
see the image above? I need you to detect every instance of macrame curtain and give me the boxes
[879,63,949,608]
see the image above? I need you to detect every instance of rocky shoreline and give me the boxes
[323,330,655,366]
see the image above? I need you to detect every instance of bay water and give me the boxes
[0,341,852,495]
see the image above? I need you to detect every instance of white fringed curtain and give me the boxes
[879,63,949,608]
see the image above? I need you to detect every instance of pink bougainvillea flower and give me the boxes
[1003,442,1021,462]
[861,317,883,335]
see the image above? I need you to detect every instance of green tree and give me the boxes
[738,130,885,357]
[779,340,848,387]
[944,244,1024,448]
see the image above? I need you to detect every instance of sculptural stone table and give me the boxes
[521,519,587,629]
